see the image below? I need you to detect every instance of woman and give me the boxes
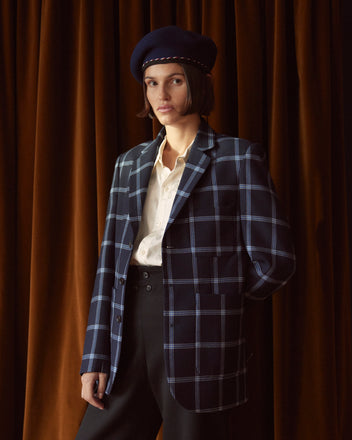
[76,25,295,440]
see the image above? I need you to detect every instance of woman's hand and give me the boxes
[81,372,108,410]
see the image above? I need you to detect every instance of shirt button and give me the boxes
[140,249,146,256]
[116,315,122,323]
[119,278,125,285]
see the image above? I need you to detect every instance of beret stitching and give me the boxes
[142,56,210,72]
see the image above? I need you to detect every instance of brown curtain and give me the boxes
[1,1,351,439]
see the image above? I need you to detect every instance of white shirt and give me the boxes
[130,137,193,266]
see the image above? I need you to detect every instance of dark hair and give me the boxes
[137,63,215,118]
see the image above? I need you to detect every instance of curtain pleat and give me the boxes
[0,1,350,439]
[0,0,17,438]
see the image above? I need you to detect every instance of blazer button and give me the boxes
[116,315,122,323]
[145,284,152,293]
[119,277,125,285]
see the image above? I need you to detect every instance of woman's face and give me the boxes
[144,63,193,127]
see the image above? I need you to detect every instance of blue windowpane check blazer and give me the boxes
[80,119,296,413]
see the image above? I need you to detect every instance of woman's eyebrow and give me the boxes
[144,72,185,80]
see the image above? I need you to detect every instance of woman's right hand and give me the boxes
[81,372,108,410]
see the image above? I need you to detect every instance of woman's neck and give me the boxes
[161,115,200,170]
[164,114,201,157]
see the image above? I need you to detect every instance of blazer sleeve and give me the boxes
[79,156,121,375]
[239,143,296,300]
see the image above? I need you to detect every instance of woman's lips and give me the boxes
[157,106,173,113]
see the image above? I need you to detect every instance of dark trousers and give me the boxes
[76,266,231,440]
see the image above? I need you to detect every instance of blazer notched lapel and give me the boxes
[167,122,215,229]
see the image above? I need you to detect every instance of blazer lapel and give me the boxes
[167,120,216,229]
[128,131,164,236]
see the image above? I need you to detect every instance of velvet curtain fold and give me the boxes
[0,1,351,439]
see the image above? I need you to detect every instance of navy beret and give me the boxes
[130,25,217,83]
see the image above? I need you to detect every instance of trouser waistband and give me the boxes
[127,265,163,292]
[128,265,162,277]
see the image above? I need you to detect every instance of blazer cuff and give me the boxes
[80,358,110,376]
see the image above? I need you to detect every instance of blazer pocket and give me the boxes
[195,292,246,376]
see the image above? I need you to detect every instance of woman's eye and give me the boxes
[146,80,157,87]
[172,78,182,85]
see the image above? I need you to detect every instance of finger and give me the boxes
[87,395,105,410]
[96,373,108,400]
[83,386,105,410]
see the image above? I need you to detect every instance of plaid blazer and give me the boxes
[80,119,295,413]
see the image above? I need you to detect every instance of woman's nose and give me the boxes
[159,85,169,100]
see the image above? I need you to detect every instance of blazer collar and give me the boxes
[191,117,216,151]
[167,118,216,228]
[129,119,216,235]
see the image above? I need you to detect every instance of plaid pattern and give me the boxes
[80,119,295,412]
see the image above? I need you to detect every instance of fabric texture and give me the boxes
[80,119,295,412]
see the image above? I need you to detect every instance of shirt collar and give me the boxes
[154,136,194,169]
